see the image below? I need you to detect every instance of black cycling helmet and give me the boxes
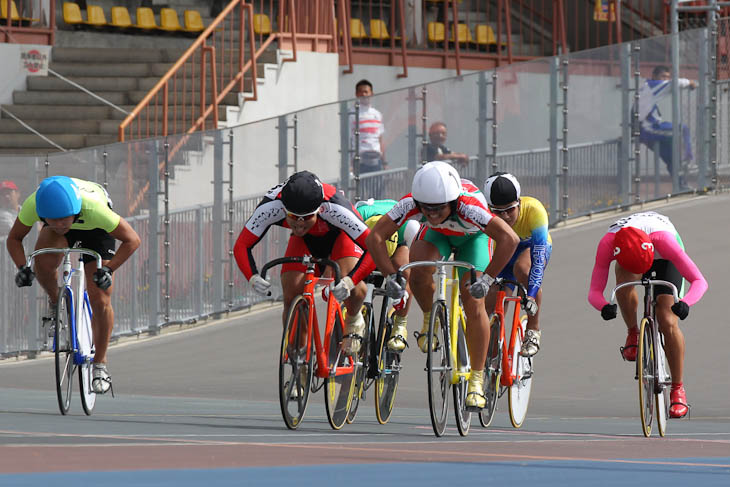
[484,172,521,206]
[280,170,325,216]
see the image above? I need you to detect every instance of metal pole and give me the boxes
[708,2,719,189]
[292,114,299,173]
[227,129,235,313]
[148,142,160,334]
[354,99,361,201]
[339,101,351,199]
[278,115,289,182]
[633,44,643,204]
[477,72,488,185]
[212,130,224,318]
[697,27,709,190]
[420,86,428,166]
[619,43,632,205]
[408,87,417,172]
[560,57,569,222]
[549,56,559,224]
[163,140,170,325]
[490,71,498,176]
[195,206,203,317]
[670,0,681,192]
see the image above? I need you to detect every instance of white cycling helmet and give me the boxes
[411,161,462,204]
[403,219,421,247]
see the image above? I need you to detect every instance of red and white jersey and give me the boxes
[386,179,492,236]
[350,105,384,154]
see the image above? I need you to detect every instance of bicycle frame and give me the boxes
[397,259,475,385]
[492,279,529,388]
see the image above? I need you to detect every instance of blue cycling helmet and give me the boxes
[36,176,82,219]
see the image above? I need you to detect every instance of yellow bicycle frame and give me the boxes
[444,266,470,386]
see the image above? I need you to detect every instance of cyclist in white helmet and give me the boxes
[366,161,518,409]
[483,172,551,357]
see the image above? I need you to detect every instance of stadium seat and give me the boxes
[159,7,181,32]
[183,9,204,33]
[253,13,271,35]
[85,5,107,27]
[110,6,132,29]
[135,6,157,30]
[350,18,367,41]
[427,21,444,44]
[62,2,83,26]
[474,24,506,51]
[369,19,389,41]
[449,23,473,45]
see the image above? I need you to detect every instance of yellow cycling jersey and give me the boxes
[512,196,552,245]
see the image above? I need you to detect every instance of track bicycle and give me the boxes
[346,270,401,425]
[480,278,532,429]
[261,256,357,431]
[27,247,99,416]
[396,259,476,437]
[609,278,678,438]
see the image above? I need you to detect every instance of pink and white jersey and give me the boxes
[588,211,707,310]
[386,179,492,236]
[350,105,384,154]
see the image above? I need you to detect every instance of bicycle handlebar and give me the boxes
[396,259,477,286]
[493,277,529,304]
[609,279,679,304]
[260,256,342,284]
[26,247,103,270]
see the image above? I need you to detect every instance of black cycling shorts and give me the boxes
[643,259,682,299]
[63,228,116,264]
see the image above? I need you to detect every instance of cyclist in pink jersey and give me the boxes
[588,211,707,418]
[366,161,518,409]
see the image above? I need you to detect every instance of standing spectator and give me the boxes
[422,121,469,168]
[351,79,386,197]
[637,65,696,184]
[0,180,20,237]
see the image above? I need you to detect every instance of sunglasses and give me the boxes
[417,202,449,213]
[286,210,319,221]
[489,201,520,214]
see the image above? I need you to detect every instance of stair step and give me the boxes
[13,91,128,106]
[51,47,188,64]
[0,119,100,134]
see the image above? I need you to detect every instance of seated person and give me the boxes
[422,122,469,167]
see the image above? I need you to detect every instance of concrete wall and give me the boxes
[0,44,52,106]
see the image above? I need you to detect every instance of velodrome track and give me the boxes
[0,193,728,486]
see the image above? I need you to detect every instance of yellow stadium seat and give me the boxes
[183,9,204,33]
[369,19,389,41]
[0,0,20,22]
[159,8,181,32]
[253,13,271,35]
[110,6,132,28]
[449,23,473,44]
[85,5,107,27]
[350,18,367,40]
[62,2,83,26]
[475,24,496,46]
[135,7,157,30]
[427,21,444,43]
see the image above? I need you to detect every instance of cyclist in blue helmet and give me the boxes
[5,176,141,395]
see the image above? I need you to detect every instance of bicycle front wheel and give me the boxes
[508,316,533,428]
[637,317,655,437]
[279,296,314,430]
[54,287,75,415]
[77,296,96,415]
[346,305,372,424]
[655,331,671,437]
[374,309,400,425]
[453,312,471,436]
[427,301,450,437]
[479,315,502,428]
[324,310,356,430]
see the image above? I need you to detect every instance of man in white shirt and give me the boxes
[0,180,20,237]
[351,79,386,197]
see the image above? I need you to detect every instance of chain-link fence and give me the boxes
[0,24,726,357]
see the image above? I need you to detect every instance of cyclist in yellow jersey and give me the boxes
[6,176,141,394]
[355,198,420,351]
[483,173,551,357]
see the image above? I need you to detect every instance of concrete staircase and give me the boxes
[0,0,266,154]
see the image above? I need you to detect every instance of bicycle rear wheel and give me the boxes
[77,295,96,415]
[508,316,533,428]
[346,305,372,424]
[374,309,400,424]
[55,287,75,415]
[479,315,502,428]
[324,311,356,430]
[453,313,471,436]
[655,331,671,437]
[279,296,314,430]
[427,301,450,437]
[637,317,655,437]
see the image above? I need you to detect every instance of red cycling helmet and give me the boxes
[613,227,654,274]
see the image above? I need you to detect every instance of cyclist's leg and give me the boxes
[387,244,410,350]
[454,232,491,408]
[280,235,310,325]
[409,230,447,351]
[615,264,642,361]
[330,233,367,353]
[513,245,551,356]
[32,226,65,307]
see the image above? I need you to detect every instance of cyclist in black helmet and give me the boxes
[233,171,376,355]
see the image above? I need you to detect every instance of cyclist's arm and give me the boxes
[106,218,141,272]
[587,233,615,310]
[652,231,708,306]
[483,216,519,279]
[366,214,400,276]
[233,198,282,280]
[318,200,375,285]
[5,218,32,269]
[527,226,550,298]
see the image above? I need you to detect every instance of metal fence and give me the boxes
[0,24,726,357]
